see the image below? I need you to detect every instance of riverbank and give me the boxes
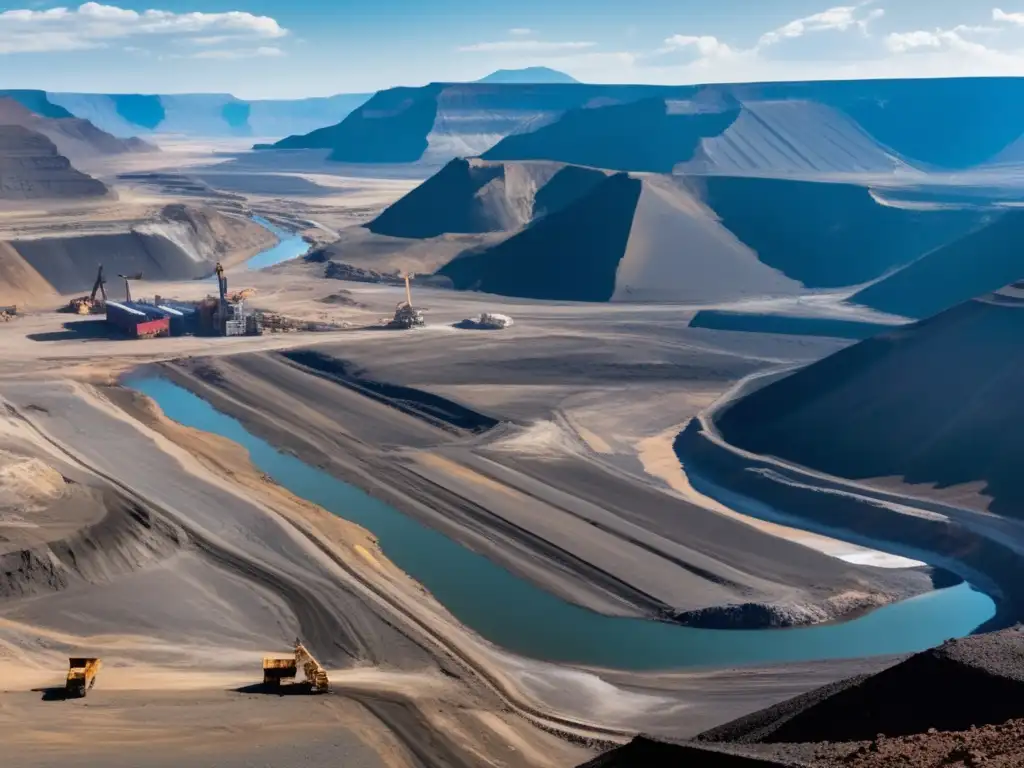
[147,344,994,642]
[674,373,1024,632]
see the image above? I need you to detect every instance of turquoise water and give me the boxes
[246,217,309,270]
[129,375,997,671]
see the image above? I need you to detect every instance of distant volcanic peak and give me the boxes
[476,67,580,84]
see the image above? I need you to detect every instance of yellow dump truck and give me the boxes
[261,642,328,693]
[262,656,298,688]
[65,658,101,698]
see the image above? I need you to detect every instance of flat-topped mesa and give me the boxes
[266,77,1024,169]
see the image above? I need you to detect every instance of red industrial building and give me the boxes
[106,301,170,339]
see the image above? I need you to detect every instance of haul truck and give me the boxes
[65,658,101,698]
[262,641,329,693]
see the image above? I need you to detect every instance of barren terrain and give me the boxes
[0,138,1014,768]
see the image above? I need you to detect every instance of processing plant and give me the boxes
[102,263,260,339]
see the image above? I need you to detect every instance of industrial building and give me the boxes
[105,301,170,339]
[103,264,259,340]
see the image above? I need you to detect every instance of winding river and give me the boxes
[128,375,996,671]
[245,217,310,270]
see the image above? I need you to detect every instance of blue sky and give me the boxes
[0,1,1021,97]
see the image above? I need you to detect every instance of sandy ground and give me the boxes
[0,144,989,767]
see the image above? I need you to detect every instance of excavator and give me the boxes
[65,265,108,315]
[261,640,329,693]
[65,657,101,698]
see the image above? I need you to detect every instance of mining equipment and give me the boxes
[386,272,425,329]
[65,657,101,698]
[118,272,143,303]
[261,640,329,693]
[464,312,513,330]
[65,265,108,315]
[106,301,171,339]
[213,262,259,336]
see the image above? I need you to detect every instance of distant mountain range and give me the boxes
[475,67,578,84]
[264,77,1024,172]
[0,70,575,141]
[0,89,373,140]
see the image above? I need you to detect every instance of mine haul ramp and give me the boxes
[65,657,101,698]
[262,642,329,693]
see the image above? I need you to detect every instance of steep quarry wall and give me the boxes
[690,176,985,288]
[7,205,276,297]
[0,242,58,307]
[715,285,1024,520]
[0,125,109,201]
[439,172,643,301]
[853,209,1022,319]
[367,158,606,238]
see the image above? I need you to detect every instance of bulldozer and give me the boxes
[65,657,101,699]
[65,265,107,315]
[261,640,329,693]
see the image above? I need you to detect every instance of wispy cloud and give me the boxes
[758,4,884,47]
[656,34,735,58]
[993,8,1024,26]
[0,2,286,54]
[458,39,596,53]
[548,2,1024,86]
[509,28,533,36]
[191,45,283,60]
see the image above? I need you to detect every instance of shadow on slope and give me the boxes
[366,158,608,238]
[437,172,642,301]
[715,285,1024,519]
[691,176,983,287]
[696,627,1024,743]
[483,97,740,172]
[690,310,900,340]
[853,209,1024,319]
[266,86,442,163]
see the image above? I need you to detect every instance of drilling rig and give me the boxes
[386,272,425,329]
[65,265,108,315]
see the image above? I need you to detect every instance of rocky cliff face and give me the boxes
[0,125,109,200]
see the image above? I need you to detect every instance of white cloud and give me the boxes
[458,39,596,53]
[993,8,1024,25]
[759,4,884,47]
[659,34,735,58]
[0,2,286,54]
[540,2,1024,86]
[885,30,942,53]
[509,28,533,36]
